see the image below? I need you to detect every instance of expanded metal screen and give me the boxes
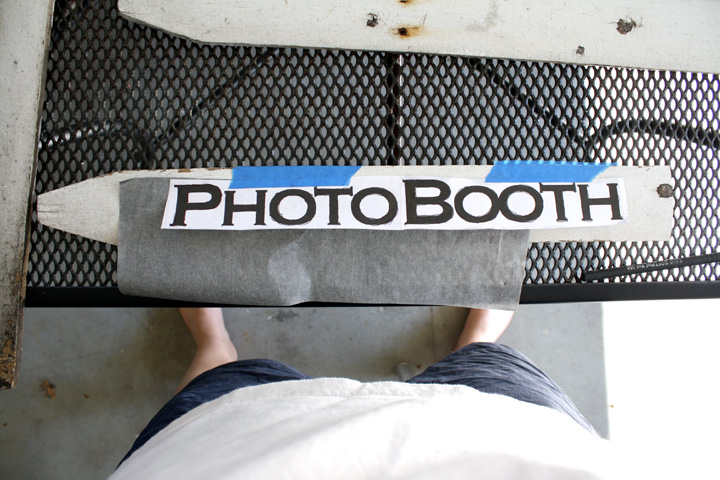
[29,0,720,290]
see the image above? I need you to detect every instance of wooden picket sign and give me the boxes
[118,0,720,73]
[37,165,673,245]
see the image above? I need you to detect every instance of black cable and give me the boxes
[582,118,720,161]
[39,48,279,169]
[469,59,720,163]
[582,252,720,282]
[468,58,588,158]
[154,48,279,150]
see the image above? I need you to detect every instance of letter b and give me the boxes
[404,180,454,225]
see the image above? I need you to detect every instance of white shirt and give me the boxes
[111,378,626,480]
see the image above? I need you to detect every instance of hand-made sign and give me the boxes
[161,166,627,230]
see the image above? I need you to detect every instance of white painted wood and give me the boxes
[38,169,231,246]
[0,0,55,388]
[529,166,673,243]
[37,166,673,245]
[119,0,720,74]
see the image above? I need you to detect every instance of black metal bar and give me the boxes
[25,282,720,308]
[24,287,416,308]
[382,53,402,166]
[520,282,720,304]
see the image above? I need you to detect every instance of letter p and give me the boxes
[170,184,222,226]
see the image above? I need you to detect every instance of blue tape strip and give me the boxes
[229,166,362,189]
[485,160,613,183]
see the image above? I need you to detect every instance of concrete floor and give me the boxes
[0,303,608,479]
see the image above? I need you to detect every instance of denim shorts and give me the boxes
[119,342,595,465]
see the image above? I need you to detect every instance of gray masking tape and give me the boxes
[118,178,529,309]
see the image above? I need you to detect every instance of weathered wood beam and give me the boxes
[119,0,720,74]
[0,0,55,389]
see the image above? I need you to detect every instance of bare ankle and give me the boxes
[454,308,514,350]
[180,308,236,352]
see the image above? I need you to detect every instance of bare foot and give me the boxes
[453,308,514,351]
[176,308,238,393]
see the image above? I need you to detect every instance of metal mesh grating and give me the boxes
[29,0,720,289]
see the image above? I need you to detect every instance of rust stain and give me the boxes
[178,168,192,173]
[41,379,56,399]
[616,18,637,35]
[0,338,16,382]
[12,270,23,299]
[395,25,424,38]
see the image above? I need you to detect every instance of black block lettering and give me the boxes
[404,179,454,225]
[539,183,577,222]
[222,190,267,226]
[454,186,500,223]
[499,185,543,223]
[578,183,623,221]
[351,187,398,225]
[315,187,353,225]
[171,184,222,226]
[269,189,317,225]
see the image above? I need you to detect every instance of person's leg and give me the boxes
[119,308,311,466]
[453,308,514,350]
[409,307,598,435]
[175,308,238,393]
